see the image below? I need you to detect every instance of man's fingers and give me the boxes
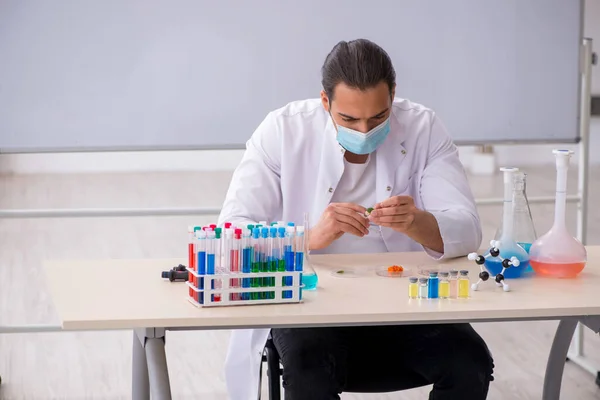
[375,196,413,209]
[333,202,367,214]
[371,215,414,224]
[337,221,366,237]
[334,212,370,234]
[334,207,370,231]
[369,206,411,217]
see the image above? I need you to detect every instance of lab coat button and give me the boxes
[328,187,333,193]
[386,186,392,191]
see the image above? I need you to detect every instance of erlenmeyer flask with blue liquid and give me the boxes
[493,171,537,273]
[485,168,530,278]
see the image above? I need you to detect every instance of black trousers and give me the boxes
[271,324,494,400]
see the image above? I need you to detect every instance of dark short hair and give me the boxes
[321,39,396,100]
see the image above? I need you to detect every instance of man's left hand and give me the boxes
[367,195,422,233]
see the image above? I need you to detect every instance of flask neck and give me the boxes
[553,191,567,230]
[553,166,568,230]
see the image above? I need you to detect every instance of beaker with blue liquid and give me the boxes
[485,168,531,278]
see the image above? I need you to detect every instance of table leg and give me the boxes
[133,328,172,400]
[133,331,150,400]
[542,318,578,400]
[145,335,172,400]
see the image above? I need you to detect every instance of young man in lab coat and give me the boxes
[218,39,494,399]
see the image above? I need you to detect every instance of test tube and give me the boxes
[458,270,470,299]
[408,277,419,299]
[295,226,305,299]
[449,269,459,299]
[223,229,232,300]
[206,230,217,303]
[195,230,207,304]
[418,277,428,299]
[213,228,223,302]
[260,227,269,299]
[268,227,278,299]
[251,228,261,300]
[230,229,242,301]
[438,271,450,299]
[223,229,232,273]
[428,272,439,299]
[241,228,252,300]
[283,226,295,299]
[188,228,196,299]
[188,226,196,271]
[277,227,286,295]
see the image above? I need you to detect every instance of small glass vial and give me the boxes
[418,277,428,299]
[449,269,459,299]
[427,272,439,299]
[458,270,470,299]
[408,277,419,299]
[438,271,450,299]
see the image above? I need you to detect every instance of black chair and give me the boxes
[260,338,283,400]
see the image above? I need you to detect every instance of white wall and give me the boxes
[0,0,598,175]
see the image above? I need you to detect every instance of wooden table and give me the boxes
[45,247,600,400]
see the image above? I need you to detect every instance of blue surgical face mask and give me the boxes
[334,117,391,155]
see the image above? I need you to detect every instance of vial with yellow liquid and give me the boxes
[408,277,419,299]
[458,270,470,298]
[438,271,450,299]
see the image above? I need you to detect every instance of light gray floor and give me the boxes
[0,165,599,399]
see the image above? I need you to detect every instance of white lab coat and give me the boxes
[217,98,482,399]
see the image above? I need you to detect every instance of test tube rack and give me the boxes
[186,220,307,308]
[186,268,303,307]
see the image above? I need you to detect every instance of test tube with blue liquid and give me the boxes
[241,228,252,300]
[196,230,207,304]
[277,227,286,293]
[294,226,306,299]
[260,227,269,299]
[268,227,278,299]
[251,228,261,300]
[283,226,295,298]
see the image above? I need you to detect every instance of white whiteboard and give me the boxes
[0,0,583,152]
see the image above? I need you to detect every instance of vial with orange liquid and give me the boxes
[529,150,587,278]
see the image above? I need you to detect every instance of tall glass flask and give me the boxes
[529,150,586,278]
[300,212,318,290]
[493,172,537,273]
[485,167,530,278]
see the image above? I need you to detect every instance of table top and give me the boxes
[44,246,600,331]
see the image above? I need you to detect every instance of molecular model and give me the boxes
[467,240,520,292]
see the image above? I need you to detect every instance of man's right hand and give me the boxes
[308,203,370,250]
